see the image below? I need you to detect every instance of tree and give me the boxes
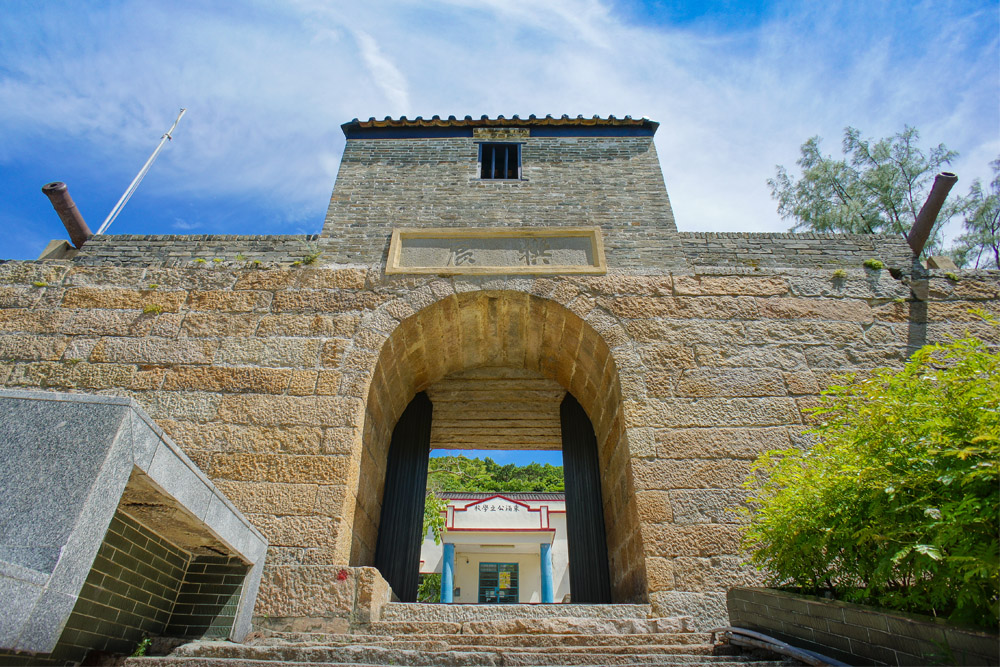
[951,158,1000,269]
[426,455,564,494]
[742,313,999,629]
[769,126,963,256]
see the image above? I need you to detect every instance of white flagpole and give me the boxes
[95,108,187,236]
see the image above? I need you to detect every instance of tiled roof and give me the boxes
[342,114,657,131]
[438,492,565,500]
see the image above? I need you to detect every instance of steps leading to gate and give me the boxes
[379,602,653,622]
[125,603,795,666]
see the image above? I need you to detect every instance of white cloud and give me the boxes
[0,0,995,244]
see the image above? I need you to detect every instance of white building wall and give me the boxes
[419,494,570,603]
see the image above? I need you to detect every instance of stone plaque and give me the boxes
[473,127,530,140]
[386,227,607,275]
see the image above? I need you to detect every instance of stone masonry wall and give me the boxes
[322,136,677,265]
[68,232,914,274]
[0,257,996,630]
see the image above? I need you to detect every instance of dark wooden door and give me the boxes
[373,391,433,602]
[560,393,612,603]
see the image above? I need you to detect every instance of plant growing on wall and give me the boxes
[742,312,999,628]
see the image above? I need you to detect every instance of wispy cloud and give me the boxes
[0,0,996,260]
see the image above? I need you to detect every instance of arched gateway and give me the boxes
[350,290,647,604]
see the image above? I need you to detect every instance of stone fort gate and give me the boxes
[1,114,996,638]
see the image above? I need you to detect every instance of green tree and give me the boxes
[426,455,564,493]
[769,126,963,256]
[422,490,448,545]
[742,314,999,628]
[951,158,1000,269]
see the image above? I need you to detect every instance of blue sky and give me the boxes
[1,0,997,262]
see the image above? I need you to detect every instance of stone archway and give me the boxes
[348,290,647,603]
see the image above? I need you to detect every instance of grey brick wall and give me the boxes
[321,135,677,265]
[165,555,249,639]
[72,235,322,267]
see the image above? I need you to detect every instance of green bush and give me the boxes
[742,314,999,628]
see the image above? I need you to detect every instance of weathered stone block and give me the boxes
[608,296,758,320]
[271,291,384,313]
[624,397,800,428]
[216,394,362,427]
[215,338,321,368]
[674,368,786,397]
[162,366,292,394]
[255,314,360,339]
[61,287,186,312]
[0,335,68,362]
[180,313,260,337]
[159,420,323,454]
[673,276,788,296]
[655,426,791,459]
[209,453,353,485]
[188,290,272,312]
[90,337,216,365]
[631,459,751,490]
[757,297,872,322]
[669,489,748,524]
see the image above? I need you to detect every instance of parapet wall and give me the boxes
[65,231,914,274]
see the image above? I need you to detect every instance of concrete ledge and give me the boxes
[727,587,998,666]
[0,389,268,654]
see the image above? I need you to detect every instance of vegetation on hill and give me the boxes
[742,312,999,628]
[427,454,565,494]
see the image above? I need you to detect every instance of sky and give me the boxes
[1,0,997,263]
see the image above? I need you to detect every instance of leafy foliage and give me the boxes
[422,490,448,545]
[427,455,564,493]
[417,573,442,603]
[769,126,962,256]
[742,315,999,628]
[951,158,1000,269]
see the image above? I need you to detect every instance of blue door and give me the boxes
[478,562,518,603]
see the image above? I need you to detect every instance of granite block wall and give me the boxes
[1,254,995,630]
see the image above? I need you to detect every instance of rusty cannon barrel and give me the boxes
[907,172,959,256]
[42,181,93,248]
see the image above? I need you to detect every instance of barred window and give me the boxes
[479,143,521,180]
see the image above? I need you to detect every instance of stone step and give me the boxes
[367,616,693,636]
[134,641,787,667]
[253,632,718,648]
[130,660,789,667]
[379,602,653,622]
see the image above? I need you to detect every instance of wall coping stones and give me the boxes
[0,388,268,654]
[727,587,998,666]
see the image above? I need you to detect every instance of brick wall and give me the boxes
[72,235,321,267]
[322,135,677,266]
[166,556,249,639]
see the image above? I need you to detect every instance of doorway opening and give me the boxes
[351,291,647,605]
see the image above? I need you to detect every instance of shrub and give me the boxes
[863,258,885,270]
[831,269,847,281]
[742,313,999,628]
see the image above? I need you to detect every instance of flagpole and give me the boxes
[94,107,187,236]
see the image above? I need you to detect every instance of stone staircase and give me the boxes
[127,603,795,667]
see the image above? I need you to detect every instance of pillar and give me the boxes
[441,543,455,603]
[540,542,554,603]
